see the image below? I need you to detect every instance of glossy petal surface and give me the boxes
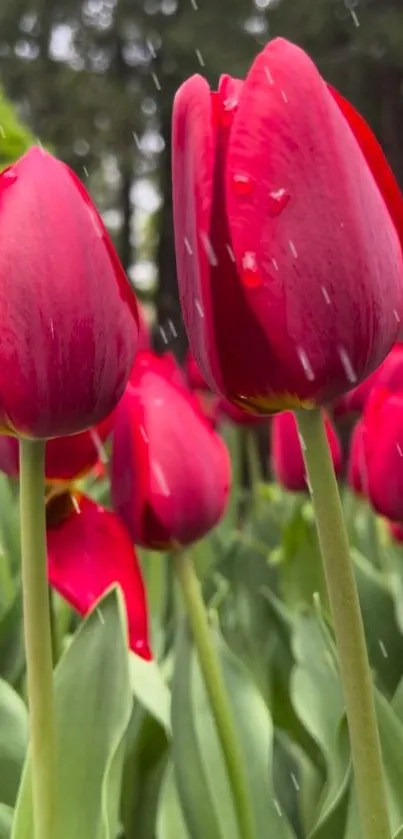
[111,351,231,548]
[364,388,403,521]
[47,494,151,659]
[0,148,139,437]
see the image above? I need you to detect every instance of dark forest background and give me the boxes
[0,0,401,354]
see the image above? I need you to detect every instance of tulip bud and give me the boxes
[363,387,403,521]
[272,410,342,492]
[173,39,403,414]
[0,148,139,437]
[111,351,231,548]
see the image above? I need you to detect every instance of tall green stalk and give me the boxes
[173,548,256,839]
[20,439,57,839]
[297,408,390,839]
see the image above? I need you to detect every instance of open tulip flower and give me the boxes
[363,386,403,522]
[46,491,151,659]
[173,38,403,415]
[0,147,140,438]
[111,351,231,549]
[272,410,342,492]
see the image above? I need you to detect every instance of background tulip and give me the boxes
[0,148,140,438]
[173,38,403,414]
[111,351,231,548]
[347,420,367,496]
[272,410,342,492]
[47,493,151,659]
[0,416,113,481]
[363,387,403,521]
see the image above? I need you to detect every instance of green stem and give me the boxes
[297,408,390,839]
[173,549,256,839]
[20,439,57,839]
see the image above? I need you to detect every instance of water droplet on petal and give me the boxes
[0,168,18,193]
[268,188,290,217]
[241,252,263,289]
[231,173,253,195]
[221,97,238,125]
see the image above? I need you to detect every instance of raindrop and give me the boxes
[297,347,315,381]
[226,243,236,262]
[139,425,149,443]
[338,346,357,383]
[195,48,204,66]
[221,96,238,125]
[378,639,388,658]
[36,138,45,154]
[350,9,360,26]
[268,188,290,217]
[281,89,289,103]
[71,495,81,514]
[83,165,89,178]
[146,38,156,58]
[87,206,103,238]
[264,65,274,85]
[195,299,204,317]
[151,72,161,90]
[298,432,307,452]
[159,326,168,344]
[241,252,263,289]
[167,319,177,338]
[394,309,401,323]
[397,443,403,457]
[90,429,108,463]
[184,236,193,255]
[231,172,253,196]
[133,131,141,149]
[97,608,105,625]
[0,168,17,189]
[0,125,5,139]
[274,800,282,818]
[290,772,300,792]
[190,0,198,8]
[152,460,171,497]
[50,319,55,339]
[271,257,279,271]
[305,475,313,494]
[321,285,331,305]
[289,239,298,258]
[200,232,218,266]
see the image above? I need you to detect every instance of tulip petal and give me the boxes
[272,410,342,492]
[328,85,403,253]
[364,388,403,521]
[47,494,151,659]
[225,38,403,403]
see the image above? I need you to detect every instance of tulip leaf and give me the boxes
[290,612,351,838]
[0,804,13,839]
[129,652,171,731]
[172,620,295,839]
[279,500,328,610]
[0,588,24,686]
[0,680,27,809]
[353,550,403,694]
[157,764,190,839]
[11,587,132,839]
[120,706,169,839]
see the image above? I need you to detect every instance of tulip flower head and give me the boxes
[173,39,403,415]
[363,387,403,521]
[272,410,342,492]
[111,351,231,548]
[347,420,367,497]
[0,148,140,438]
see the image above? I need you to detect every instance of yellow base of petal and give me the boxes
[233,393,315,416]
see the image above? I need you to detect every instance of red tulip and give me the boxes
[172,38,403,414]
[389,521,403,544]
[111,351,231,548]
[272,410,342,492]
[347,420,367,496]
[0,148,139,438]
[363,387,403,521]
[47,492,151,659]
[0,416,113,481]
[185,349,210,392]
[336,343,403,417]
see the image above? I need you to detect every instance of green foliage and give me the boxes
[0,91,35,169]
